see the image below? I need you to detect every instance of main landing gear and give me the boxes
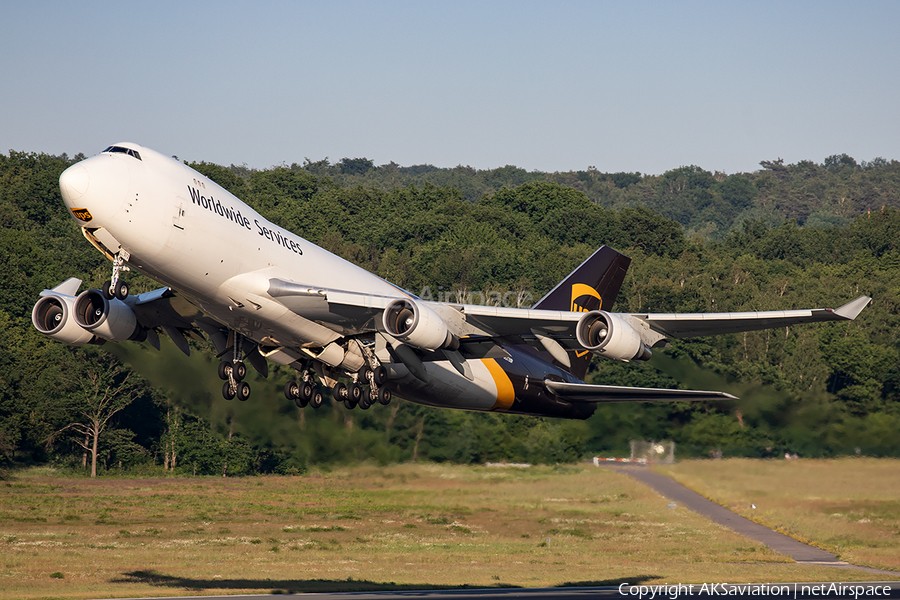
[283,368,325,409]
[219,332,251,401]
[283,364,392,411]
[214,333,393,411]
[332,365,391,411]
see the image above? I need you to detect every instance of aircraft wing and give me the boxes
[630,295,872,339]
[450,295,872,348]
[544,380,737,403]
[268,278,870,348]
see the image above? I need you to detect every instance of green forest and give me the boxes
[1,149,898,476]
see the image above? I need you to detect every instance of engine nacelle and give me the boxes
[73,289,145,342]
[576,310,651,362]
[382,298,458,350]
[32,293,100,346]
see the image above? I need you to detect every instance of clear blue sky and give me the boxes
[2,1,898,174]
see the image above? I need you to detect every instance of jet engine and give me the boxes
[382,298,458,350]
[32,293,100,346]
[576,310,651,362]
[72,289,146,343]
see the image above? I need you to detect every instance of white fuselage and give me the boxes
[63,145,397,345]
[59,143,511,411]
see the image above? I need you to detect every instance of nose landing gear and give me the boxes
[102,250,131,300]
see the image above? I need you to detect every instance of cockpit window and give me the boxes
[102,146,142,160]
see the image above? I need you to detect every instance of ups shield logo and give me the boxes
[570,283,602,312]
[71,208,93,222]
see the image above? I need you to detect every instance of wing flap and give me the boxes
[544,379,737,403]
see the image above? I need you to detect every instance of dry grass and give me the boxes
[0,462,893,599]
[656,458,900,572]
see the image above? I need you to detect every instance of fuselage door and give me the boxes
[173,197,185,230]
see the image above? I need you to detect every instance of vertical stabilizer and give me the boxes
[532,246,631,379]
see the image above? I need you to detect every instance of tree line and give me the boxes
[0,149,897,476]
[293,153,900,238]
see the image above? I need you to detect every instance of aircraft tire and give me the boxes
[359,387,372,410]
[309,389,324,409]
[284,381,299,401]
[102,280,115,300]
[348,382,363,402]
[332,382,347,401]
[222,382,235,401]
[377,386,392,405]
[372,366,388,385]
[236,382,251,402]
[300,382,313,401]
[233,362,247,382]
[218,362,232,381]
[343,398,357,410]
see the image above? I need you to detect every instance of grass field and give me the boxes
[0,462,896,599]
[656,457,900,573]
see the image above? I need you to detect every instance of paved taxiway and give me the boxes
[604,464,899,576]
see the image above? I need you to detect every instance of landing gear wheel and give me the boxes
[377,386,392,406]
[285,381,309,407]
[372,365,388,385]
[359,387,373,410]
[236,381,251,402]
[102,280,114,300]
[343,398,357,410]
[332,382,347,402]
[222,382,235,400]
[300,382,313,401]
[309,388,324,409]
[232,362,247,381]
[348,382,363,403]
[113,280,128,300]
[218,362,232,381]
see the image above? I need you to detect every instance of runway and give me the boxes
[108,582,900,599]
[106,467,900,600]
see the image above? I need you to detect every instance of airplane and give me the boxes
[31,143,872,420]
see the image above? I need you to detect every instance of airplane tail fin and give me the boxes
[532,246,631,379]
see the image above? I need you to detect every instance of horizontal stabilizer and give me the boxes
[544,380,737,403]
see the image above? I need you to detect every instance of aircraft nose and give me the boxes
[60,165,90,203]
[58,155,130,224]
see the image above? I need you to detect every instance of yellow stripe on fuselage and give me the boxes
[482,358,516,411]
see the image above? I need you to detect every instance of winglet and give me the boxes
[834,295,872,320]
